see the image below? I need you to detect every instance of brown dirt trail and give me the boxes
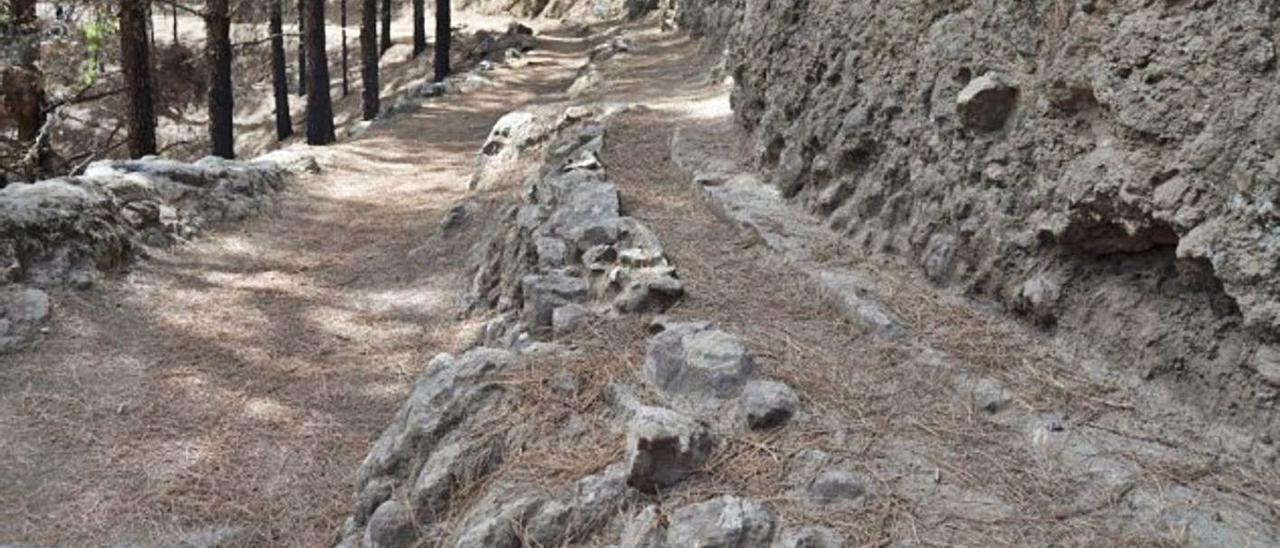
[0,24,591,548]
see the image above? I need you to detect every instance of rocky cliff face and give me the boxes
[683,0,1280,419]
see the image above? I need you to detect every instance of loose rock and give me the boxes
[626,406,714,492]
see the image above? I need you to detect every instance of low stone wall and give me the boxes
[0,148,316,353]
[335,108,825,547]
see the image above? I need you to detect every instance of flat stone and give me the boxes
[808,468,866,505]
[552,303,589,334]
[666,496,776,547]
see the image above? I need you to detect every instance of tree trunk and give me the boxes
[412,0,425,57]
[297,0,307,96]
[120,0,158,158]
[341,0,350,97]
[270,0,294,141]
[380,0,391,55]
[172,3,178,44]
[4,0,51,178]
[361,0,379,120]
[433,0,450,82]
[206,0,235,158]
[305,0,336,145]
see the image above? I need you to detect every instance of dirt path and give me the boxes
[7,16,1277,548]
[0,24,591,547]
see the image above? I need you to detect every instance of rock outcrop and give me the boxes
[679,0,1280,420]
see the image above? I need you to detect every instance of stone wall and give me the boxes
[679,0,1280,415]
[0,148,315,352]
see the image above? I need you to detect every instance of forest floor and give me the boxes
[5,9,1279,548]
[0,14,594,547]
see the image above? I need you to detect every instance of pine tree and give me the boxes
[380,0,392,55]
[433,0,450,82]
[304,0,336,144]
[120,0,158,158]
[341,0,350,97]
[270,0,294,140]
[206,0,235,158]
[412,0,425,57]
[297,0,307,96]
[361,0,380,120]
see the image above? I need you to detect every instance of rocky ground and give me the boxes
[3,8,1279,548]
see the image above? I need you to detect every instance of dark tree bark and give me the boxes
[270,0,294,140]
[341,0,350,97]
[172,3,178,44]
[433,0,450,82]
[206,0,235,158]
[305,0,336,145]
[120,0,158,158]
[296,0,307,96]
[380,0,391,55]
[412,0,425,57]
[4,0,51,177]
[360,0,379,120]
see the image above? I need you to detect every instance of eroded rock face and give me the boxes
[686,0,1280,418]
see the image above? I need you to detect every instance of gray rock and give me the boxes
[552,303,589,334]
[547,369,580,397]
[535,236,568,268]
[666,496,776,547]
[0,287,49,353]
[645,323,756,400]
[771,525,843,548]
[439,204,467,231]
[1253,344,1280,386]
[364,500,417,548]
[807,468,866,506]
[956,72,1018,131]
[521,273,589,328]
[739,380,799,429]
[618,505,667,548]
[615,268,684,313]
[626,406,714,492]
[583,244,618,271]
